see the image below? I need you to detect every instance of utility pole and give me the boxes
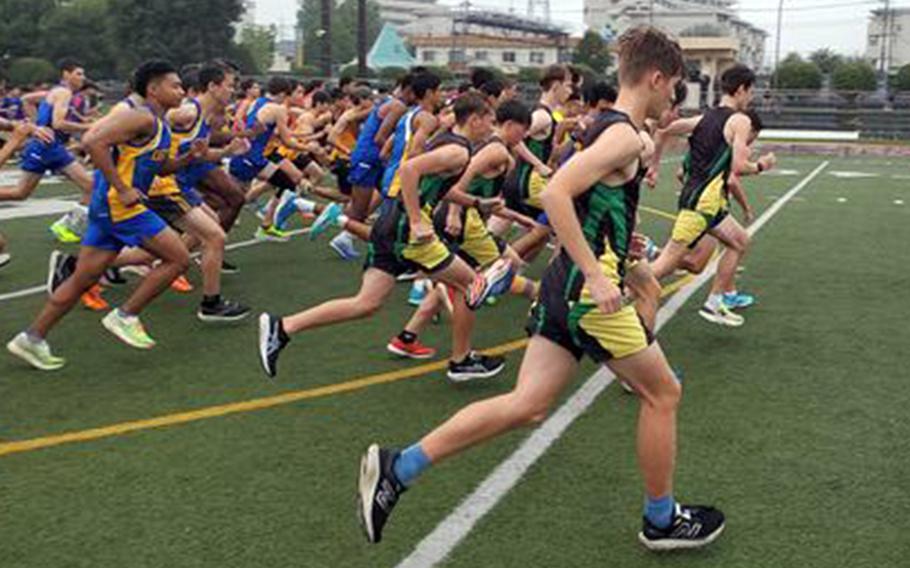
[773,0,783,90]
[878,0,890,75]
[357,0,367,75]
[320,0,332,77]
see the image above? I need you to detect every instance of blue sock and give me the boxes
[393,443,431,487]
[644,494,675,529]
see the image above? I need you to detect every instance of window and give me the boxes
[449,49,466,63]
[530,51,545,64]
[502,51,516,63]
[475,50,489,61]
[422,50,436,63]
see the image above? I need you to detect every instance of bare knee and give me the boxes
[355,294,384,318]
[641,374,682,413]
[507,393,552,427]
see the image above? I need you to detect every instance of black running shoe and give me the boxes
[257,312,289,378]
[447,351,505,382]
[357,444,407,544]
[46,250,76,295]
[198,299,251,323]
[100,267,127,286]
[639,503,725,551]
[221,260,239,274]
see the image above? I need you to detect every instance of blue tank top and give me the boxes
[351,97,389,161]
[35,86,80,144]
[381,106,421,197]
[243,97,276,160]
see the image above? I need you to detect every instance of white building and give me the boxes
[866,7,910,72]
[400,10,573,73]
[584,0,767,70]
[375,0,451,28]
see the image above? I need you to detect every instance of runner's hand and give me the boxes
[586,271,623,314]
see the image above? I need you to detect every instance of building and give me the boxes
[399,10,573,73]
[866,7,910,72]
[584,0,767,70]
[375,0,451,28]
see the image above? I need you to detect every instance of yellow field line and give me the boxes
[0,274,696,459]
[640,205,677,222]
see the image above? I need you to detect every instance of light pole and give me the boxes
[773,0,783,90]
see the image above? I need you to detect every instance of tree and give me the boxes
[573,30,612,75]
[809,48,843,75]
[772,53,823,90]
[0,0,57,60]
[6,57,57,86]
[894,64,910,91]
[300,0,382,66]
[38,0,118,79]
[516,67,541,84]
[110,0,244,75]
[831,59,877,91]
[239,25,277,74]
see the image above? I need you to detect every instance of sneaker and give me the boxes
[329,234,360,260]
[49,219,81,244]
[257,312,289,378]
[99,267,126,286]
[698,303,744,327]
[274,190,299,230]
[221,260,239,274]
[407,280,428,307]
[197,299,251,323]
[170,275,194,293]
[396,271,419,282]
[357,444,407,544]
[6,332,66,371]
[46,250,77,295]
[101,310,156,349]
[120,264,151,278]
[0,252,11,270]
[309,202,343,240]
[447,351,505,382]
[620,380,637,394]
[639,503,726,551]
[254,225,290,243]
[722,292,755,310]
[387,336,436,360]
[644,236,661,262]
[81,284,109,311]
[466,259,514,310]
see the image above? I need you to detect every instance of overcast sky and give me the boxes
[255,0,910,61]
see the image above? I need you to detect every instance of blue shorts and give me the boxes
[177,162,217,192]
[228,154,269,183]
[19,140,75,175]
[347,157,384,190]
[82,210,167,252]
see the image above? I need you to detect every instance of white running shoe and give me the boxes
[698,303,744,327]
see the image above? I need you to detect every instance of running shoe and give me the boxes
[49,219,81,244]
[258,312,289,378]
[387,336,436,360]
[221,260,239,274]
[0,253,11,270]
[309,202,343,240]
[254,225,291,243]
[101,310,156,349]
[100,267,127,286]
[722,292,755,310]
[329,234,360,260]
[407,280,428,307]
[198,299,251,323]
[698,303,744,327]
[274,190,299,230]
[357,444,406,544]
[639,503,726,551]
[447,351,505,382]
[81,284,109,311]
[46,250,77,295]
[466,259,514,310]
[170,275,193,293]
[6,332,66,371]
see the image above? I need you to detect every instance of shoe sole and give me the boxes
[101,316,155,350]
[697,309,744,327]
[357,444,381,543]
[197,311,251,323]
[638,522,726,551]
[0,255,11,269]
[386,343,435,360]
[46,251,62,296]
[6,340,65,371]
[329,241,359,261]
[257,313,276,378]
[447,362,506,383]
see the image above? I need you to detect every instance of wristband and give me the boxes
[756,162,764,174]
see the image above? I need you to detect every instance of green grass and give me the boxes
[0,155,907,567]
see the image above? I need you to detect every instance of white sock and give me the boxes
[706,293,723,310]
[294,197,316,214]
[337,216,350,228]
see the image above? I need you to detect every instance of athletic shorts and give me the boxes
[144,192,200,228]
[228,154,269,183]
[332,158,352,195]
[433,204,504,269]
[526,254,653,362]
[504,163,547,219]
[19,140,75,174]
[82,209,167,252]
[177,162,217,193]
[365,207,454,277]
[671,208,729,249]
[347,155,384,190]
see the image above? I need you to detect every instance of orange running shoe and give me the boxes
[170,275,194,293]
[81,284,109,311]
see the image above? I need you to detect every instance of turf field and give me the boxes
[0,154,907,567]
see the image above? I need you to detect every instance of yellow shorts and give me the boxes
[457,208,503,268]
[670,208,728,248]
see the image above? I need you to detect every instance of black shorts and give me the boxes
[433,202,505,269]
[143,192,198,229]
[527,254,653,362]
[332,158,352,195]
[267,153,313,195]
[364,206,455,277]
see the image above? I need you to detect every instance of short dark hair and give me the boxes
[180,63,202,92]
[339,76,353,88]
[211,58,241,73]
[58,58,83,73]
[240,78,258,94]
[744,108,763,133]
[350,87,372,104]
[198,66,226,92]
[720,64,755,96]
[673,80,689,108]
[539,65,567,91]
[453,92,490,125]
[133,60,178,97]
[583,81,617,107]
[267,76,293,96]
[411,72,441,100]
[616,26,684,85]
[456,82,471,94]
[496,99,531,127]
[479,79,504,99]
[311,90,331,106]
[470,67,496,89]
